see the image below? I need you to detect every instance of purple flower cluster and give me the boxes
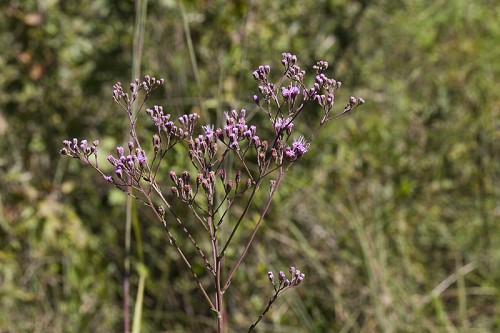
[274,117,294,135]
[284,136,310,160]
[282,52,306,82]
[113,75,165,108]
[281,83,301,104]
[146,105,196,140]
[60,138,99,158]
[253,65,274,101]
[222,109,260,150]
[106,142,147,183]
[267,266,305,292]
[59,56,364,331]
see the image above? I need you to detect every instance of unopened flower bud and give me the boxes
[169,171,177,183]
[226,180,234,192]
[253,95,260,105]
[153,134,161,151]
[218,169,226,182]
[208,171,216,183]
[196,174,204,185]
[182,171,190,183]
[158,206,165,217]
[268,271,274,284]
[270,180,276,193]
[80,140,88,151]
[279,271,285,284]
[183,184,192,198]
[116,167,124,179]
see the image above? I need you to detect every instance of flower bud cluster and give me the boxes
[113,75,165,107]
[170,171,194,202]
[106,142,147,182]
[281,52,297,68]
[281,83,301,105]
[60,138,99,159]
[223,109,260,150]
[253,66,275,101]
[146,105,193,140]
[313,60,329,73]
[187,130,219,170]
[267,266,305,292]
[282,53,305,82]
[112,82,127,104]
[342,96,365,115]
[141,75,165,94]
[252,65,271,83]
[178,113,199,135]
[274,117,294,136]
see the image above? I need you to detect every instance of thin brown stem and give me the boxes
[223,169,284,291]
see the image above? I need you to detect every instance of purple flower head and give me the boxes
[136,151,147,166]
[251,135,261,148]
[281,84,300,103]
[274,117,294,135]
[292,136,310,157]
[203,124,215,139]
[284,146,296,160]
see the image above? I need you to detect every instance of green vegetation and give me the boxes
[1,0,498,332]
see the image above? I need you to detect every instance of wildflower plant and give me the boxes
[60,53,364,332]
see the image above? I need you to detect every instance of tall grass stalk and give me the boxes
[126,0,149,332]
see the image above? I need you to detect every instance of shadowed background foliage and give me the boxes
[1,0,499,332]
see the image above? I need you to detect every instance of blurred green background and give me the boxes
[1,0,499,332]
